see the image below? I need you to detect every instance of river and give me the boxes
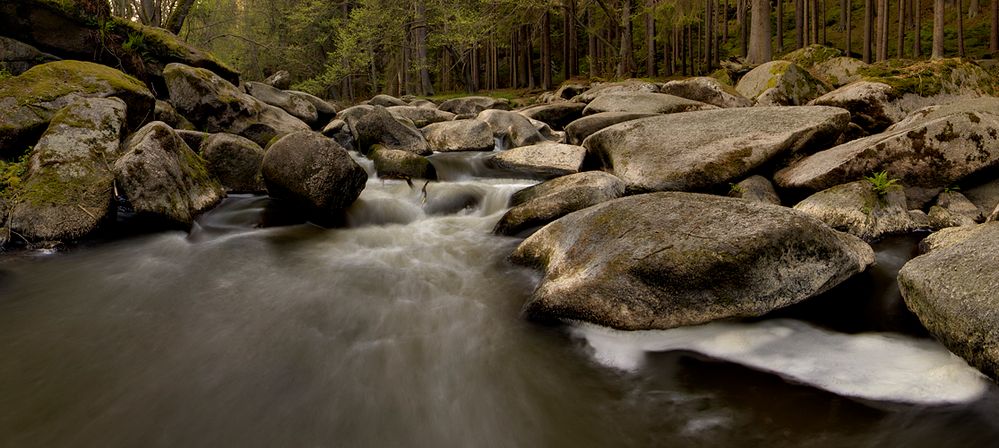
[1,153,997,447]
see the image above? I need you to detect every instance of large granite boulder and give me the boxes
[858,58,996,114]
[736,60,831,106]
[519,102,587,130]
[485,143,585,179]
[812,57,868,87]
[583,106,850,193]
[659,77,754,108]
[572,80,660,103]
[0,60,154,157]
[422,119,494,152]
[113,121,225,225]
[781,44,843,68]
[493,171,625,236]
[163,63,309,147]
[775,98,999,205]
[286,90,337,124]
[386,106,456,127]
[927,191,982,229]
[261,131,367,211]
[899,222,999,381]
[729,175,782,205]
[564,112,658,145]
[353,105,430,155]
[369,94,408,107]
[199,133,265,193]
[793,180,915,241]
[581,92,717,115]
[244,81,319,125]
[8,97,125,242]
[511,192,875,330]
[477,109,549,149]
[370,145,437,180]
[438,96,510,116]
[809,81,903,133]
[0,36,60,75]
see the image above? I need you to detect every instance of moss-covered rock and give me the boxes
[859,58,996,99]
[571,79,660,103]
[793,180,914,242]
[113,121,224,225]
[781,44,843,68]
[153,99,195,130]
[353,105,430,155]
[811,57,868,87]
[200,133,265,193]
[809,81,903,133]
[927,191,982,229]
[729,175,782,205]
[518,102,587,130]
[0,60,154,157]
[493,171,625,237]
[7,97,125,243]
[0,0,239,90]
[477,109,550,149]
[736,60,832,106]
[386,105,455,128]
[370,145,436,180]
[437,96,511,116]
[511,192,875,330]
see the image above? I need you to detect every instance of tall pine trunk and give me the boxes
[992,0,999,53]
[958,0,966,56]
[618,0,635,77]
[646,0,657,76]
[747,0,773,63]
[542,11,552,90]
[932,0,945,58]
[864,0,874,62]
[777,0,785,53]
[897,0,906,57]
[913,0,922,57]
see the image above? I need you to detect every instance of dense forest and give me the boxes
[105,0,999,100]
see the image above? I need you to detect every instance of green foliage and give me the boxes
[728,183,744,195]
[0,152,31,197]
[121,32,149,58]
[865,171,901,198]
[943,185,961,193]
[0,67,12,83]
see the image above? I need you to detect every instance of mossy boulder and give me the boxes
[437,96,511,116]
[776,98,999,203]
[511,192,875,330]
[927,191,982,230]
[781,44,843,68]
[369,94,408,107]
[563,112,658,145]
[899,222,999,381]
[811,57,868,87]
[793,180,915,242]
[582,106,849,193]
[421,119,494,152]
[8,97,125,243]
[660,76,754,108]
[386,106,456,128]
[0,60,154,158]
[200,133,265,193]
[370,145,436,180]
[859,58,996,100]
[581,92,717,115]
[113,121,225,225]
[286,90,337,125]
[736,60,831,106]
[493,171,625,237]
[244,81,319,126]
[353,105,430,155]
[163,63,309,147]
[261,131,367,212]
[0,0,239,90]
[485,143,585,179]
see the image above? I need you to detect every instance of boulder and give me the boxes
[519,102,587,130]
[8,97,125,242]
[154,100,195,131]
[775,98,999,201]
[386,106,456,127]
[437,96,511,116]
[736,60,831,106]
[200,133,265,193]
[572,80,660,103]
[244,81,319,125]
[320,118,354,150]
[812,57,868,87]
[729,175,782,205]
[963,179,999,219]
[898,222,999,381]
[371,145,437,180]
[263,70,291,89]
[511,192,875,330]
[477,109,549,149]
[527,118,565,143]
[163,63,310,147]
[493,171,625,236]
[353,106,430,155]
[809,81,903,133]
[175,130,209,150]
[0,36,60,75]
[564,112,658,145]
[113,121,225,225]
[0,60,154,158]
[792,180,914,241]
[581,92,717,115]
[485,143,585,179]
[583,106,850,193]
[422,119,494,152]
[927,191,981,229]
[369,94,408,107]
[550,83,587,102]
[261,131,367,211]
[286,90,337,124]
[408,99,436,109]
[859,58,996,114]
[0,0,239,89]
[659,77,754,108]
[781,44,843,68]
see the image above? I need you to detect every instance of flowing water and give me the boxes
[1,154,998,447]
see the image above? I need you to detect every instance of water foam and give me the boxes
[572,319,988,405]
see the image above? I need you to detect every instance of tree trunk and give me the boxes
[415,1,434,95]
[588,7,597,76]
[932,0,945,58]
[742,0,751,54]
[164,0,196,34]
[897,0,905,57]
[646,0,656,76]
[569,0,579,76]
[542,11,552,90]
[864,0,874,62]
[778,0,785,52]
[526,26,535,89]
[968,0,979,17]
[747,0,773,63]
[724,0,730,42]
[796,0,805,48]
[992,0,999,52]
[139,0,161,27]
[618,0,635,77]
[840,0,849,31]
[706,0,714,71]
[958,0,966,56]
[511,31,519,87]
[913,0,922,57]
[876,0,887,61]
[846,0,852,55]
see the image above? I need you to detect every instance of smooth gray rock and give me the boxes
[572,80,660,103]
[899,222,999,381]
[154,99,195,131]
[729,175,782,205]
[0,36,60,75]
[371,145,436,180]
[261,131,367,211]
[387,106,456,127]
[438,96,511,116]
[477,109,549,149]
[287,90,337,123]
[9,98,125,242]
[244,81,319,125]
[485,143,585,179]
[659,77,754,108]
[511,192,875,330]
[353,106,430,155]
[200,133,265,193]
[493,171,625,236]
[809,81,903,133]
[263,70,291,89]
[583,106,850,193]
[369,94,408,107]
[422,119,494,152]
[582,92,717,115]
[113,121,225,225]
[564,112,658,145]
[519,102,587,130]
[793,180,914,241]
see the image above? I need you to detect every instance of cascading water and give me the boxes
[1,152,998,447]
